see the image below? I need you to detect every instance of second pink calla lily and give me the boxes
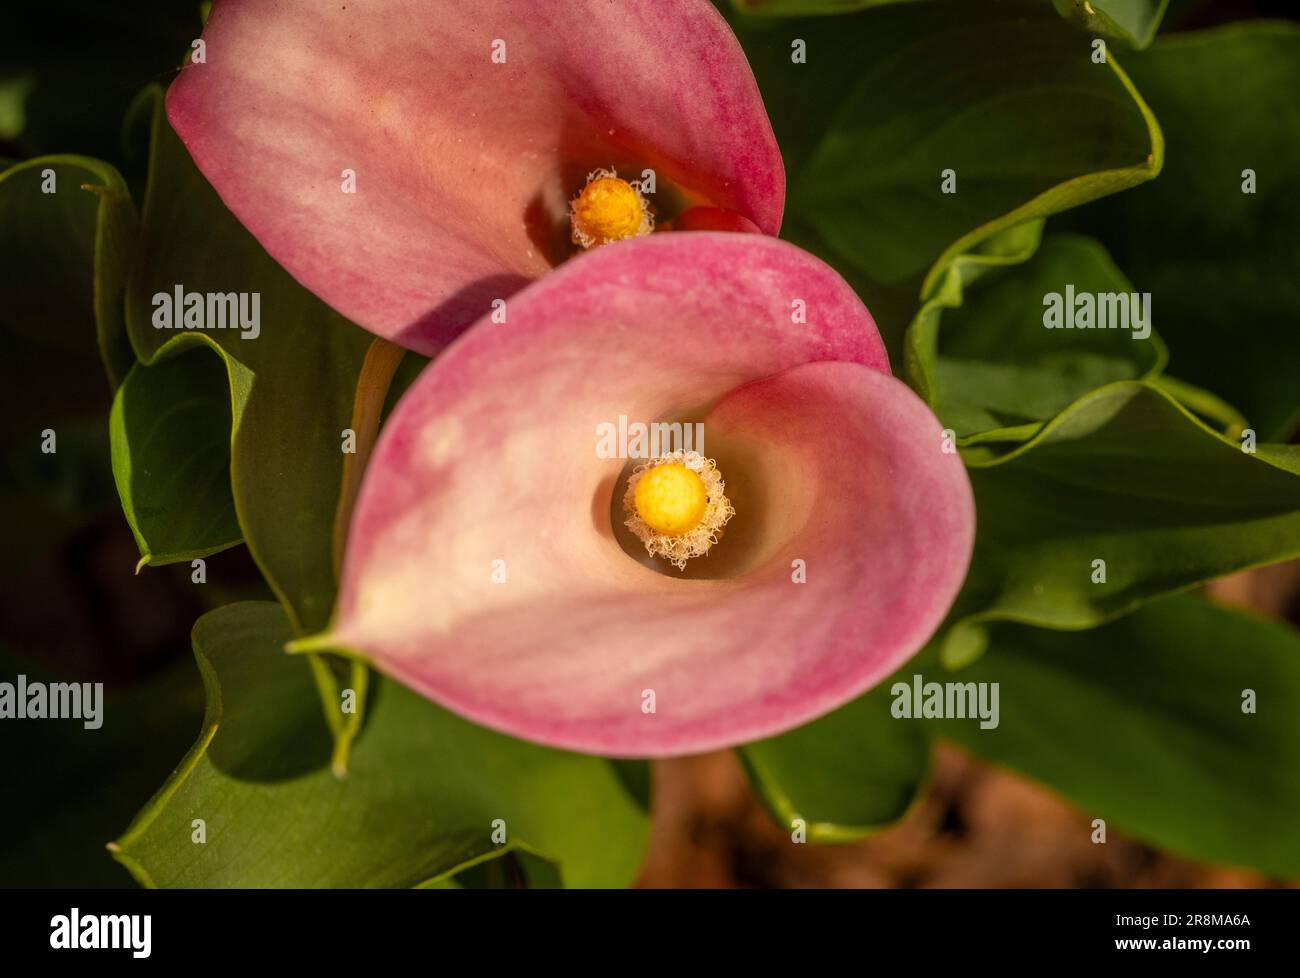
[167,0,784,354]
[315,234,976,757]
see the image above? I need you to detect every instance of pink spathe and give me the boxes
[166,0,784,354]
[332,234,976,757]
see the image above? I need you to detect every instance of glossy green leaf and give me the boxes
[1150,374,1248,437]
[726,0,1162,357]
[750,594,1300,874]
[942,595,1300,875]
[111,602,649,888]
[1051,0,1169,49]
[122,87,373,634]
[914,233,1167,440]
[951,382,1300,656]
[1070,22,1300,439]
[110,349,240,568]
[0,155,136,390]
[902,218,1046,410]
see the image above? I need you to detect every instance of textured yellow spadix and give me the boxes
[570,173,649,248]
[633,462,708,536]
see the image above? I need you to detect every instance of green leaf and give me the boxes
[110,349,241,568]
[952,382,1300,648]
[1069,22,1300,439]
[740,654,932,841]
[1051,0,1170,49]
[110,602,649,888]
[901,218,1047,409]
[123,87,373,634]
[942,594,1300,875]
[1151,374,1247,436]
[912,232,1167,440]
[726,0,1162,356]
[0,155,137,390]
[744,594,1300,874]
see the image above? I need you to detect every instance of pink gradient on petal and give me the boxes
[332,234,972,757]
[165,0,784,355]
[672,206,764,234]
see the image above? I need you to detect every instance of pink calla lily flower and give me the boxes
[318,234,976,757]
[167,0,784,354]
